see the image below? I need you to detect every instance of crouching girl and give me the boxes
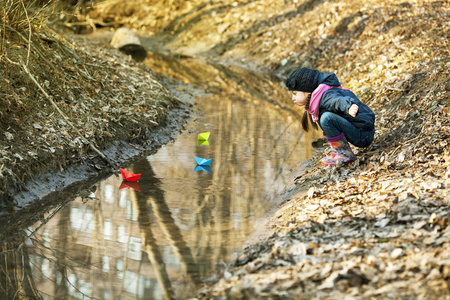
[286,67,375,166]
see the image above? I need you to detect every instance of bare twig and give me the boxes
[4,54,8,97]
[2,55,20,65]
[385,86,408,92]
[63,19,118,28]
[1,6,5,55]
[19,0,32,66]
[23,202,65,243]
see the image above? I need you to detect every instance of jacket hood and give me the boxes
[318,72,341,86]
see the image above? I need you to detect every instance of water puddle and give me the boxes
[1,53,321,299]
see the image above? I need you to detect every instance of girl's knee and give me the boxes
[319,112,334,127]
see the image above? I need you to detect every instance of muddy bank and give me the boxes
[0,106,190,239]
[0,29,192,209]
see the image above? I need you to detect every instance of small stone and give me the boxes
[4,132,14,141]
[445,82,450,91]
[391,248,403,259]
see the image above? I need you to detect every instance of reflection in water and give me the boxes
[1,53,321,299]
[129,167,176,300]
[120,180,141,192]
[1,238,41,299]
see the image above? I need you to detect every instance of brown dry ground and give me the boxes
[1,0,450,298]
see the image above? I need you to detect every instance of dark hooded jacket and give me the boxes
[317,72,375,131]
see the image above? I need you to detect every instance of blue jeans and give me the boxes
[319,112,374,147]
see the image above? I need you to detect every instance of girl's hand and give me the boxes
[349,104,359,117]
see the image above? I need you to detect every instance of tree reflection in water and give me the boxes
[1,239,42,299]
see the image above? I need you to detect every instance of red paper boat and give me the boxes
[120,168,141,182]
[119,180,141,192]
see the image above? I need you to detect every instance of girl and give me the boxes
[286,67,375,166]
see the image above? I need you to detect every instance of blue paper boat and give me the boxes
[194,165,211,174]
[194,156,212,166]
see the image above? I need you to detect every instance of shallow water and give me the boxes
[2,54,321,299]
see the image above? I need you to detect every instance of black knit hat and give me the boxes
[286,68,320,93]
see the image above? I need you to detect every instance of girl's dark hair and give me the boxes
[301,94,318,132]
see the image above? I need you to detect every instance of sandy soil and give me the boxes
[1,0,450,298]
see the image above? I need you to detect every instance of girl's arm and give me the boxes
[321,89,359,116]
[323,94,353,114]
